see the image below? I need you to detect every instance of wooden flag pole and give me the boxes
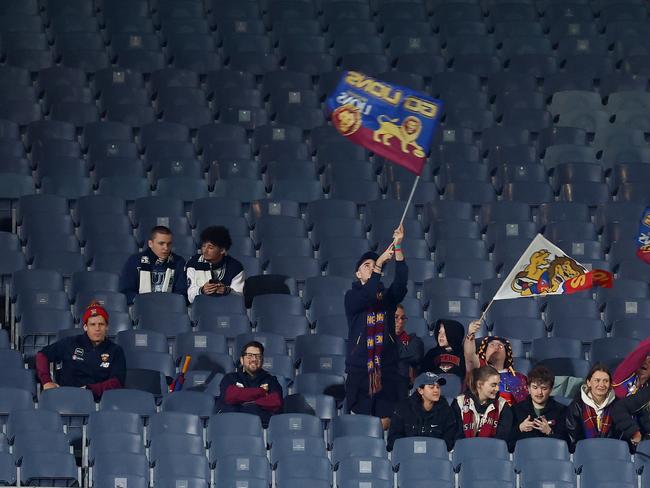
[398,175,420,227]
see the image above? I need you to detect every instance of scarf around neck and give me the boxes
[366,306,385,396]
[461,393,503,438]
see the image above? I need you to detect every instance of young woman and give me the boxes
[566,363,620,451]
[387,372,460,451]
[451,364,513,442]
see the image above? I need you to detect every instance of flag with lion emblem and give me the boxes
[326,71,443,175]
[493,234,613,300]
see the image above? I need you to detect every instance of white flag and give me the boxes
[493,234,591,300]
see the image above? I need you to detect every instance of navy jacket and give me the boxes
[36,334,126,400]
[344,260,408,374]
[119,247,187,304]
[511,397,568,449]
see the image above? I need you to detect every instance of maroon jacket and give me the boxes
[219,368,283,413]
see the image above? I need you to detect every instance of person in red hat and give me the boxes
[35,301,126,400]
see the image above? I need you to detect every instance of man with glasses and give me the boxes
[218,341,283,426]
[464,320,529,405]
[186,226,245,303]
[395,304,424,397]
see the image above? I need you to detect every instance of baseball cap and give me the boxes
[355,251,379,272]
[413,372,446,390]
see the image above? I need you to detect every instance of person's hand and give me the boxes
[260,383,269,392]
[375,243,395,267]
[467,320,482,337]
[43,382,59,390]
[519,415,536,433]
[202,283,220,295]
[533,417,552,435]
[392,224,404,245]
[631,431,642,446]
[214,283,227,295]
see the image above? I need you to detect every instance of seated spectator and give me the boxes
[421,319,465,380]
[395,304,424,396]
[119,225,187,304]
[387,372,460,451]
[186,225,245,303]
[613,338,650,398]
[452,364,513,442]
[35,302,126,400]
[566,363,620,451]
[465,320,528,405]
[218,341,283,426]
[511,365,568,447]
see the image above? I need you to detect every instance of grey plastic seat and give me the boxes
[451,438,510,471]
[99,389,157,418]
[20,451,78,487]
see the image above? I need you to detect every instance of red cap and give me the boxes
[82,301,109,325]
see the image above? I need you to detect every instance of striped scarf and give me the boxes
[581,403,613,438]
[366,307,385,396]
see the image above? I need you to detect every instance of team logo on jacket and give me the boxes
[101,353,110,362]
[141,256,150,264]
[72,347,84,361]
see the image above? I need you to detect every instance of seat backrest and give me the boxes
[514,438,570,471]
[330,414,383,442]
[208,412,264,439]
[332,435,387,463]
[99,389,157,418]
[39,387,95,417]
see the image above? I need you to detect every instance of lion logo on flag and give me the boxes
[332,104,362,136]
[373,115,426,157]
[511,250,586,296]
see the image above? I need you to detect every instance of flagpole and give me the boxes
[399,175,420,226]
[479,297,496,326]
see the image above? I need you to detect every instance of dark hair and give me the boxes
[200,225,232,250]
[241,341,264,357]
[527,365,555,388]
[586,363,611,382]
[150,225,172,240]
[469,365,500,397]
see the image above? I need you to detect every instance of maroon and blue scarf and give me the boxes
[366,307,385,396]
[582,403,613,438]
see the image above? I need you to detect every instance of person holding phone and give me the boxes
[186,225,245,303]
[511,365,568,449]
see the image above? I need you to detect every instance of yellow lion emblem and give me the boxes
[511,249,585,296]
[373,115,425,158]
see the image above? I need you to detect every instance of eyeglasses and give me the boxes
[488,342,505,349]
[243,353,262,359]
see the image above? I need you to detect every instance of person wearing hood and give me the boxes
[566,363,620,451]
[421,319,466,380]
[612,338,650,398]
[395,303,424,395]
[451,364,513,443]
[511,365,568,449]
[345,224,407,431]
[387,372,460,451]
[464,320,528,405]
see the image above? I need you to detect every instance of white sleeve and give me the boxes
[229,271,245,295]
[186,265,201,303]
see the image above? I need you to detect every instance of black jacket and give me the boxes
[387,392,461,451]
[344,260,408,373]
[611,383,650,441]
[451,391,514,445]
[566,388,621,451]
[421,319,466,380]
[397,333,424,379]
[511,397,568,449]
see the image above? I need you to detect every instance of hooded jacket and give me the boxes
[185,253,245,303]
[344,260,408,374]
[387,391,461,451]
[421,319,466,379]
[611,382,650,442]
[566,384,620,450]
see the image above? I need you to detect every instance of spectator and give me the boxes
[511,365,568,447]
[35,301,126,401]
[218,341,283,427]
[612,338,650,398]
[395,303,424,396]
[345,225,407,431]
[465,320,528,405]
[119,225,187,304]
[452,364,513,441]
[566,363,620,451]
[387,372,460,451]
[186,225,245,303]
[421,319,466,380]
[612,379,650,448]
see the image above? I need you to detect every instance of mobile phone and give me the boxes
[209,279,220,284]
